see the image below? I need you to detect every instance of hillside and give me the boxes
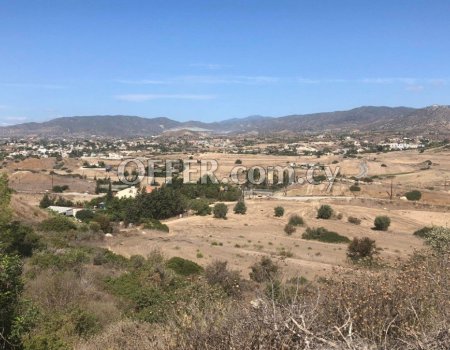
[1,105,449,137]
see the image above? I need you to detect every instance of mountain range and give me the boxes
[1,105,449,138]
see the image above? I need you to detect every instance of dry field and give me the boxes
[103,197,449,280]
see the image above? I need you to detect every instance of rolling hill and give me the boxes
[0,105,449,137]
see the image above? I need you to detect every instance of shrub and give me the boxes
[38,215,77,232]
[350,185,361,192]
[235,159,242,164]
[374,215,391,231]
[233,201,247,215]
[347,237,378,262]
[89,222,101,233]
[142,218,169,232]
[413,226,433,239]
[288,214,304,226]
[405,190,422,201]
[302,227,350,243]
[317,204,333,219]
[348,216,361,225]
[52,185,69,193]
[424,226,450,253]
[75,209,95,223]
[284,224,296,235]
[249,256,279,283]
[213,203,228,219]
[92,214,112,233]
[39,193,53,208]
[274,206,284,217]
[0,221,41,257]
[204,260,242,297]
[190,199,211,216]
[166,257,203,276]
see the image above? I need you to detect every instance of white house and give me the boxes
[116,186,138,199]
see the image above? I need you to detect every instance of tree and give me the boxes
[213,203,228,219]
[0,254,24,349]
[274,206,284,217]
[374,216,391,231]
[347,237,378,262]
[0,174,12,228]
[317,205,333,219]
[233,201,247,215]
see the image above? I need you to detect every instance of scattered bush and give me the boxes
[405,190,422,201]
[213,203,228,219]
[413,226,433,239]
[317,205,333,219]
[284,224,296,235]
[39,215,77,232]
[274,206,284,217]
[204,260,242,297]
[249,256,279,283]
[302,227,350,244]
[190,199,212,216]
[424,226,450,253]
[233,201,247,215]
[347,237,378,262]
[348,216,361,225]
[374,215,391,231]
[288,214,304,226]
[350,185,361,192]
[166,257,203,276]
[142,218,169,232]
[52,185,69,193]
[234,159,242,164]
[0,221,41,257]
[75,209,95,223]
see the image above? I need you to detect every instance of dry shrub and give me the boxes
[75,320,162,350]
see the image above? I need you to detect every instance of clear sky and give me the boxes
[1,0,450,124]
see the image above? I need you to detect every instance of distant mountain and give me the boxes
[1,106,449,138]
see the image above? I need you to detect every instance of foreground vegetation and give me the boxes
[1,173,449,349]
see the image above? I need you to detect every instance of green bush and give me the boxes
[348,216,361,225]
[274,206,284,217]
[302,227,350,243]
[92,214,112,233]
[317,205,333,219]
[347,237,378,261]
[374,216,391,231]
[413,226,433,239]
[75,209,95,223]
[38,215,77,232]
[142,218,169,232]
[424,226,450,253]
[213,203,228,219]
[0,221,41,257]
[233,201,247,215]
[31,248,89,270]
[166,257,203,276]
[284,224,296,235]
[288,214,304,226]
[190,199,212,216]
[405,190,422,201]
[350,185,361,192]
[52,185,69,193]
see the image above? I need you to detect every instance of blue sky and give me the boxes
[1,0,450,124]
